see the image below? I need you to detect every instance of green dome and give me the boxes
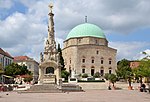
[66,23,106,40]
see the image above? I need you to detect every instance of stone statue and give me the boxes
[40,52,43,62]
[71,69,76,78]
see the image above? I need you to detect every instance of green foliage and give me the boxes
[23,76,33,82]
[104,73,110,80]
[133,59,150,84]
[61,70,70,80]
[82,73,88,78]
[0,63,4,75]
[57,43,65,71]
[108,74,117,85]
[104,73,117,86]
[116,59,133,87]
[5,63,32,77]
[93,72,100,78]
[116,59,131,80]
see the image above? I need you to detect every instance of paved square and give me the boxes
[0,90,150,102]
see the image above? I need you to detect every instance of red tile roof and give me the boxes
[0,48,13,59]
[14,56,30,61]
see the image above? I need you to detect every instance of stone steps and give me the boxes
[18,84,63,93]
[61,84,83,92]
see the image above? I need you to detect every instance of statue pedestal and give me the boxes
[68,77,78,84]
[43,74,56,84]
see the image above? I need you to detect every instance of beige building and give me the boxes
[14,56,39,83]
[62,23,117,77]
[0,48,13,68]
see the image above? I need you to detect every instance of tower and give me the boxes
[38,3,61,85]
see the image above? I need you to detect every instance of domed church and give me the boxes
[62,23,117,77]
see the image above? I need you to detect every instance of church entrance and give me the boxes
[46,67,54,74]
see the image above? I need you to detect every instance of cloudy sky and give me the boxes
[0,0,150,62]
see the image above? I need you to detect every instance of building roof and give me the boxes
[14,56,30,61]
[66,23,106,40]
[0,48,14,59]
[14,56,39,64]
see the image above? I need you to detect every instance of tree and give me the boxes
[61,70,70,80]
[5,63,31,77]
[109,74,117,87]
[23,75,33,83]
[94,72,100,78]
[133,59,150,88]
[82,73,88,78]
[106,74,117,87]
[104,73,110,80]
[116,59,130,79]
[0,63,4,75]
[0,63,4,84]
[116,59,133,89]
[57,43,65,71]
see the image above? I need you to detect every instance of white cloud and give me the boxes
[109,41,150,60]
[134,49,150,60]
[0,0,13,9]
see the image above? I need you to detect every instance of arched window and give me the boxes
[101,57,104,64]
[109,58,112,65]
[91,56,95,63]
[91,66,95,76]
[46,67,54,74]
[70,58,71,64]
[109,67,112,74]
[69,66,71,75]
[82,59,85,63]
[96,50,99,54]
[100,67,104,76]
[82,69,85,73]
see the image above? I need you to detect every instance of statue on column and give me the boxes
[40,52,43,62]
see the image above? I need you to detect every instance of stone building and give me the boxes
[62,23,117,77]
[0,48,13,69]
[14,56,39,83]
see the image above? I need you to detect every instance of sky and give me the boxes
[0,0,150,62]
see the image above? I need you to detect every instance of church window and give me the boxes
[96,51,99,54]
[101,60,103,64]
[109,60,112,64]
[91,56,95,63]
[28,64,31,69]
[82,59,85,63]
[109,67,112,74]
[92,59,94,63]
[69,66,71,75]
[70,58,71,64]
[82,69,85,73]
[78,39,81,43]
[101,57,104,64]
[100,67,104,76]
[95,40,98,45]
[109,58,112,65]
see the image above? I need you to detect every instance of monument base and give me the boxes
[68,77,78,84]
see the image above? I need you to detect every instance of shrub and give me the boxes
[94,72,100,78]
[82,73,88,78]
[104,73,110,80]
[61,70,70,80]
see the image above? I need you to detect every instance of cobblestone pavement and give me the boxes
[0,90,150,102]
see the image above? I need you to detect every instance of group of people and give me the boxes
[140,83,146,92]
